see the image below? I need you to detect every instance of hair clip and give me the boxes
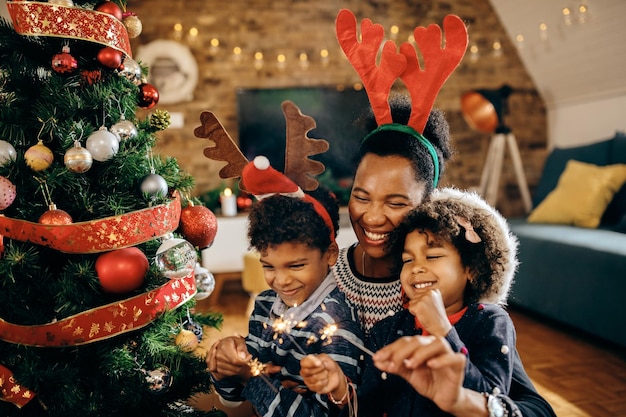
[455,216,482,243]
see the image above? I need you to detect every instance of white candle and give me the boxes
[220,187,237,217]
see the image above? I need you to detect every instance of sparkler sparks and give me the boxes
[318,323,376,357]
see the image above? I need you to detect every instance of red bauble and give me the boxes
[39,205,73,225]
[94,0,123,20]
[97,47,123,69]
[52,46,78,74]
[95,247,149,293]
[138,83,160,109]
[179,204,218,249]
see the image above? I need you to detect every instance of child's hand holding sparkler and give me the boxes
[207,335,253,382]
[301,354,350,405]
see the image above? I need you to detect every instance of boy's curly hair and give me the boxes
[388,188,518,306]
[247,187,340,253]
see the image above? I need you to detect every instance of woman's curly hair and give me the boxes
[387,188,518,306]
[247,187,339,253]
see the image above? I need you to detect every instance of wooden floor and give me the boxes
[196,281,626,417]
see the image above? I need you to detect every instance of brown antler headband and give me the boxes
[195,101,329,192]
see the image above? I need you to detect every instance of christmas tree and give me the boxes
[0,1,224,416]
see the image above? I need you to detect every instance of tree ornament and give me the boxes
[110,116,138,141]
[39,204,73,225]
[140,173,168,200]
[144,366,173,395]
[0,176,16,210]
[95,247,149,293]
[49,0,74,5]
[86,126,119,162]
[118,57,142,85]
[81,69,102,85]
[97,46,123,69]
[179,203,218,249]
[138,83,159,109]
[51,45,78,74]
[182,317,204,343]
[94,0,123,20]
[149,109,171,131]
[193,263,215,300]
[175,329,199,352]
[123,12,142,38]
[155,235,197,279]
[0,140,17,166]
[25,140,54,171]
[64,140,93,173]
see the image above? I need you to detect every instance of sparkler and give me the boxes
[247,357,278,393]
[318,323,376,357]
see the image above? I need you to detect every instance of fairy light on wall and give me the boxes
[492,39,502,57]
[209,38,219,56]
[469,43,479,63]
[320,48,329,67]
[539,22,548,41]
[232,46,242,63]
[276,53,286,71]
[254,51,264,70]
[173,22,183,41]
[389,24,399,40]
[299,52,309,69]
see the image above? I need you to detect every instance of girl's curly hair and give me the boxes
[388,188,518,306]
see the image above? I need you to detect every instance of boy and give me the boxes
[208,156,363,417]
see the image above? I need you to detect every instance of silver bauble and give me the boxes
[154,237,197,279]
[64,142,93,173]
[86,127,119,162]
[0,140,17,166]
[140,173,168,200]
[144,366,173,395]
[119,57,142,85]
[110,118,138,141]
[193,263,215,300]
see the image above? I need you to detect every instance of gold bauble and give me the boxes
[123,15,143,38]
[175,329,199,352]
[25,141,54,171]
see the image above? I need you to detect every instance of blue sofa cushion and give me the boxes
[532,136,614,207]
[601,182,626,225]
[615,213,626,234]
[609,131,626,164]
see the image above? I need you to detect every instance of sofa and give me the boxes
[507,131,626,348]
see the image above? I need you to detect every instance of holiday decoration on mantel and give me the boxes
[0,1,223,416]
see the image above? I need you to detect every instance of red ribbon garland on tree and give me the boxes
[0,272,196,347]
[6,1,132,58]
[0,197,181,254]
[0,365,35,408]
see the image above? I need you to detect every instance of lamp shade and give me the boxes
[460,85,513,133]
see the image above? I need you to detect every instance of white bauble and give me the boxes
[86,127,119,162]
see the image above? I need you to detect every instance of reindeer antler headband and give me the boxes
[195,101,335,241]
[336,9,468,187]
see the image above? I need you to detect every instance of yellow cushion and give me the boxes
[528,160,626,228]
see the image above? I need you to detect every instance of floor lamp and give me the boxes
[460,85,533,213]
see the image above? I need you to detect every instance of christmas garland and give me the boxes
[0,197,181,253]
[0,272,196,347]
[0,364,34,408]
[6,1,132,57]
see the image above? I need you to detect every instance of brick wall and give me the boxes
[127,0,548,217]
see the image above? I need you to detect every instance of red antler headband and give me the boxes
[336,9,468,187]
